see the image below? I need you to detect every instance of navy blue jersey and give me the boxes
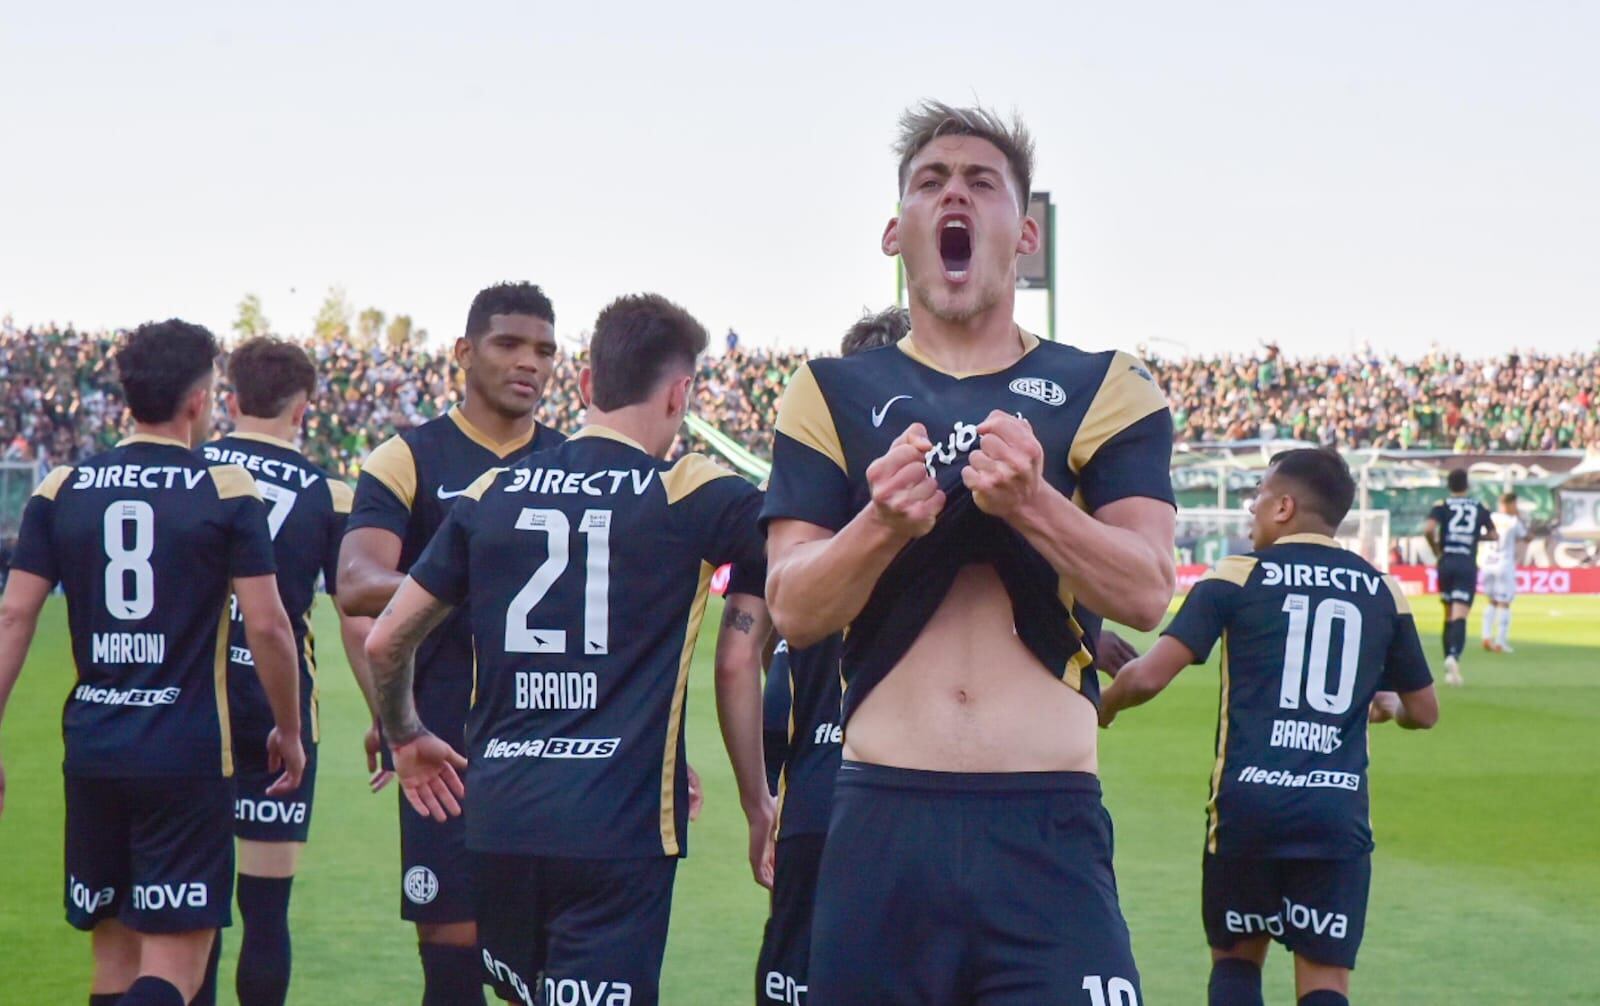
[10,435,277,778]
[202,433,353,749]
[762,652,792,796]
[1162,534,1433,859]
[347,407,563,750]
[407,426,766,859]
[771,634,843,840]
[762,334,1174,722]
[1427,496,1495,562]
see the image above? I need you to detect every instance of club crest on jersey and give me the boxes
[1008,377,1066,406]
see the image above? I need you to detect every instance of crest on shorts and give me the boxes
[1008,377,1066,406]
[404,866,439,905]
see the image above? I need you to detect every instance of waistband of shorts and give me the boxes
[836,760,1101,796]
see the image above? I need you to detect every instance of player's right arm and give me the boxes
[767,423,944,647]
[337,437,416,617]
[234,574,306,793]
[0,570,53,818]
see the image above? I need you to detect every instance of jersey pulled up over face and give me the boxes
[348,407,563,750]
[770,633,844,840]
[762,334,1174,723]
[408,427,766,859]
[1428,497,1495,562]
[10,435,276,778]
[1163,535,1433,859]
[203,433,352,749]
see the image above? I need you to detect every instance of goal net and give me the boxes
[1176,507,1392,573]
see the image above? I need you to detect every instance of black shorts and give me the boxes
[233,744,317,843]
[756,833,825,1006]
[1202,853,1371,969]
[64,775,234,934]
[399,789,474,923]
[474,853,677,1006]
[1437,556,1479,606]
[810,762,1141,1006]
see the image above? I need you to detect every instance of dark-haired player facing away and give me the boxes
[1101,448,1438,1006]
[197,337,372,1006]
[766,102,1176,1004]
[365,294,771,1006]
[337,282,565,1005]
[0,320,305,1006]
[1422,468,1496,686]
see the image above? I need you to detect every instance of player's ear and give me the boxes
[1017,209,1040,257]
[577,366,595,409]
[666,373,691,419]
[453,336,473,372]
[226,392,242,421]
[881,217,901,257]
[290,395,309,428]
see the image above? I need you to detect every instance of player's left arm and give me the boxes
[365,577,463,821]
[322,479,390,791]
[1374,576,1439,730]
[1098,635,1196,727]
[0,570,53,819]
[1481,507,1499,542]
[963,410,1175,631]
[715,586,778,889]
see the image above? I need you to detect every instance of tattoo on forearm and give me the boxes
[370,602,445,744]
[723,606,755,634]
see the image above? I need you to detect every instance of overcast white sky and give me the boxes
[2,1,1596,358]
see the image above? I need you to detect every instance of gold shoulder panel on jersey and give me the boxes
[461,467,506,502]
[1068,351,1171,472]
[1201,555,1258,587]
[362,436,417,509]
[774,363,846,473]
[327,479,356,515]
[209,464,263,501]
[1382,574,1412,615]
[33,465,74,500]
[663,453,737,505]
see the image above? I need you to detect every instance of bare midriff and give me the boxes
[843,563,1099,774]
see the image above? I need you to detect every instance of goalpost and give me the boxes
[1176,507,1392,573]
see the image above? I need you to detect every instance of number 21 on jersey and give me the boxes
[505,508,612,656]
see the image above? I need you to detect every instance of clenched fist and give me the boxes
[963,411,1045,520]
[867,423,945,539]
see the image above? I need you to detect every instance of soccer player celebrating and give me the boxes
[365,293,771,1006]
[199,337,372,1006]
[1422,468,1497,685]
[1481,491,1526,653]
[765,102,1176,1004]
[0,320,305,1006]
[337,283,564,1005]
[1101,448,1438,1006]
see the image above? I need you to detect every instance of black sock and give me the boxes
[89,995,121,1006]
[1441,612,1451,657]
[237,874,294,1006]
[1208,958,1264,1006]
[1447,617,1467,658]
[112,976,184,1006]
[418,943,486,1006]
[190,932,221,1006]
[1299,991,1349,1006]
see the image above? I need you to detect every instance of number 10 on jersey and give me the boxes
[505,508,612,656]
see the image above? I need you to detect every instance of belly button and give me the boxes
[955,689,970,705]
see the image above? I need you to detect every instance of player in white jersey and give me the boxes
[1481,492,1526,653]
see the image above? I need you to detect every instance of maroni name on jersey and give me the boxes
[514,671,598,710]
[200,446,324,488]
[501,465,658,497]
[90,632,166,665]
[1259,562,1384,595]
[70,464,209,491]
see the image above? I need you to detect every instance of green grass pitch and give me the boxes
[2,593,1595,1003]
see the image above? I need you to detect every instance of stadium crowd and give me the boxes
[2,319,1596,478]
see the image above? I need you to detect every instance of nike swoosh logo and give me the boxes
[871,395,912,428]
[436,485,470,500]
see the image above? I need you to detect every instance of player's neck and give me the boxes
[233,414,299,447]
[131,418,195,448]
[583,406,673,460]
[458,393,534,446]
[905,298,1026,375]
